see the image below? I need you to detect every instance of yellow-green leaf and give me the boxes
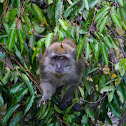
[32,3,43,22]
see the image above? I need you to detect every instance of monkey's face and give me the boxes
[45,43,76,78]
[50,55,72,77]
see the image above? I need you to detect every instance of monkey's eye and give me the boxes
[60,57,64,60]
[55,56,60,60]
[52,56,68,60]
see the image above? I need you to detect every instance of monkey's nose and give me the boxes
[56,63,62,69]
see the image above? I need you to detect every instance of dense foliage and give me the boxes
[0,0,126,125]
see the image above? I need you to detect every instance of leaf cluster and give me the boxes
[0,0,126,125]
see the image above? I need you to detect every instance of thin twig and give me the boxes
[0,58,14,70]
[0,43,42,95]
[16,0,27,27]
[106,25,126,58]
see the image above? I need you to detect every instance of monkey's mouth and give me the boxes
[55,74,62,78]
[50,71,64,78]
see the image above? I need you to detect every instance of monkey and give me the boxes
[37,37,84,110]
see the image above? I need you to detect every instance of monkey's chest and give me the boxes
[50,74,76,86]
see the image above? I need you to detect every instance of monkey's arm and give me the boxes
[37,81,56,107]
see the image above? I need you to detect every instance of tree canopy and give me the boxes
[0,0,126,125]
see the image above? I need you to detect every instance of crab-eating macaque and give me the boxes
[37,37,84,110]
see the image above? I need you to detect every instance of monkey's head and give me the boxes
[45,42,76,78]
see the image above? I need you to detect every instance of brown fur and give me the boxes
[38,37,84,110]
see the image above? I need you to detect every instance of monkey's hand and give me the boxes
[37,81,56,108]
[37,95,49,108]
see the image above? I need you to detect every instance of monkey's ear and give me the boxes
[60,43,64,49]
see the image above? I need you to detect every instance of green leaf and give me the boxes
[24,94,34,114]
[111,7,122,30]
[79,29,87,35]
[101,42,108,66]
[0,94,4,107]
[20,73,34,95]
[113,92,121,109]
[61,85,71,100]
[108,91,114,103]
[108,102,121,119]
[76,38,84,61]
[89,0,99,8]
[0,52,6,60]
[122,102,126,115]
[40,101,51,119]
[118,0,124,6]
[65,114,72,123]
[17,28,24,53]
[32,3,43,22]
[88,67,100,74]
[81,114,88,124]
[85,106,94,118]
[16,88,28,103]
[45,33,54,49]
[2,68,11,85]
[99,75,105,91]
[14,45,25,65]
[55,0,62,23]
[117,83,126,103]
[124,75,126,84]
[101,85,115,103]
[95,6,110,21]
[58,30,64,41]
[85,42,90,60]
[59,19,67,31]
[8,29,16,51]
[16,0,21,15]
[10,112,23,126]
[23,14,32,31]
[37,103,47,119]
[3,104,20,125]
[67,0,73,4]
[78,86,84,98]
[94,42,100,61]
[3,23,10,35]
[103,35,113,48]
[32,38,45,61]
[122,22,126,31]
[78,0,84,13]
[119,58,126,66]
[119,8,126,22]
[75,27,79,42]
[109,36,119,49]
[66,30,72,38]
[96,11,108,28]
[99,16,108,33]
[101,85,115,92]
[0,34,8,38]
[65,102,76,115]
[29,34,35,49]
[14,70,18,83]
[54,104,62,114]
[0,0,4,3]
[10,82,24,94]
[94,31,104,40]
[9,8,18,21]
[105,115,112,125]
[105,85,115,103]
[48,0,53,5]
[84,0,89,10]
[64,0,80,18]
[9,19,16,29]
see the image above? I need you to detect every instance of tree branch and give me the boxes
[106,25,126,58]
